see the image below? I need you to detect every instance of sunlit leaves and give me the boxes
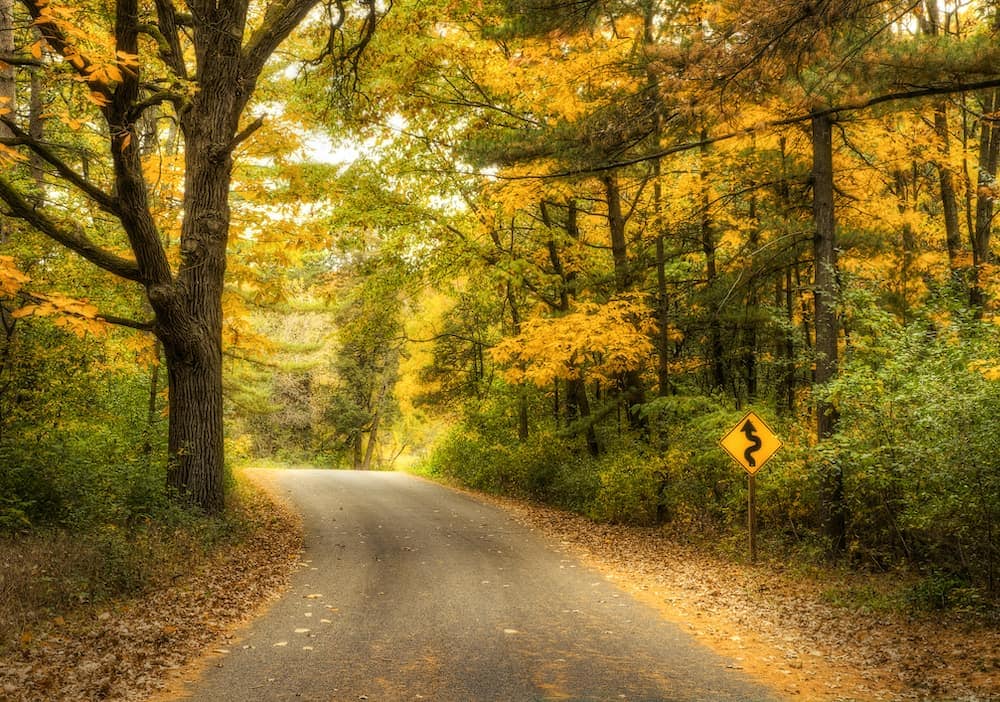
[492,294,656,387]
[0,256,29,296]
[11,292,106,338]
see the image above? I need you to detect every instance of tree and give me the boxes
[0,0,384,510]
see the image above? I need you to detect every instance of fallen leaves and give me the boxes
[472,490,1000,701]
[0,474,303,702]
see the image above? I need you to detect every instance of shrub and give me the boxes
[591,448,664,525]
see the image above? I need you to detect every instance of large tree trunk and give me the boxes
[812,112,845,553]
[164,343,225,509]
[158,24,248,511]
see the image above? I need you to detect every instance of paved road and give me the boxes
[178,469,778,701]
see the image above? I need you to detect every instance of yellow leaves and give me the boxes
[11,292,106,338]
[0,256,29,295]
[492,294,656,387]
[968,360,1000,382]
[32,0,140,99]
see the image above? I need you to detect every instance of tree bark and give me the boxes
[971,89,1000,311]
[812,112,845,553]
[700,134,726,392]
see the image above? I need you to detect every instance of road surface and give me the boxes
[177,469,778,701]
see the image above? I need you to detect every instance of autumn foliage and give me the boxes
[2,0,1000,622]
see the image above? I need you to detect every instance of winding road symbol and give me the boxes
[719,411,782,475]
[740,419,762,469]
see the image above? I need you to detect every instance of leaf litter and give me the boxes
[470,490,1000,701]
[0,471,303,702]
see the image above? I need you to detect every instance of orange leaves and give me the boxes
[0,256,30,296]
[492,294,656,387]
[32,0,140,97]
[11,292,106,338]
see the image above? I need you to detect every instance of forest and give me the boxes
[2,0,1000,642]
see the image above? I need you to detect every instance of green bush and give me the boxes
[825,313,1000,589]
[591,448,664,525]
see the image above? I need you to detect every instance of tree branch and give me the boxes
[17,290,154,331]
[151,0,189,79]
[241,0,324,79]
[496,77,1000,180]
[0,54,44,67]
[0,117,120,214]
[231,115,264,149]
[97,312,155,330]
[126,89,185,121]
[0,178,143,282]
[18,0,113,102]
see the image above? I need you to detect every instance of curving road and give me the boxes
[176,469,778,702]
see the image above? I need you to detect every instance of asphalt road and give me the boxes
[178,469,778,702]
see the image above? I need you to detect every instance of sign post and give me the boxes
[720,411,782,564]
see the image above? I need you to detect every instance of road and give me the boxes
[177,469,778,701]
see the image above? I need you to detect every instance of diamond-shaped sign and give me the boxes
[720,411,782,475]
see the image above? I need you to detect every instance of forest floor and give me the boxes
[467,488,1000,702]
[2,468,997,701]
[0,472,303,702]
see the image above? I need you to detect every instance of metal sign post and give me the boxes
[720,411,782,564]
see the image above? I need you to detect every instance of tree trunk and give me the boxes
[812,112,845,553]
[362,408,380,470]
[701,133,725,391]
[779,265,796,415]
[602,172,646,429]
[971,90,1000,311]
[744,183,760,403]
[566,375,599,456]
[603,172,631,292]
[158,26,248,511]
[352,432,363,470]
[0,0,13,140]
[164,341,224,510]
[508,284,529,441]
[655,233,672,397]
[933,105,964,279]
[644,6,672,399]
[776,137,797,416]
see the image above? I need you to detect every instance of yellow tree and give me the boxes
[0,0,384,510]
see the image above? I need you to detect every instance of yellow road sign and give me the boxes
[720,411,782,475]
